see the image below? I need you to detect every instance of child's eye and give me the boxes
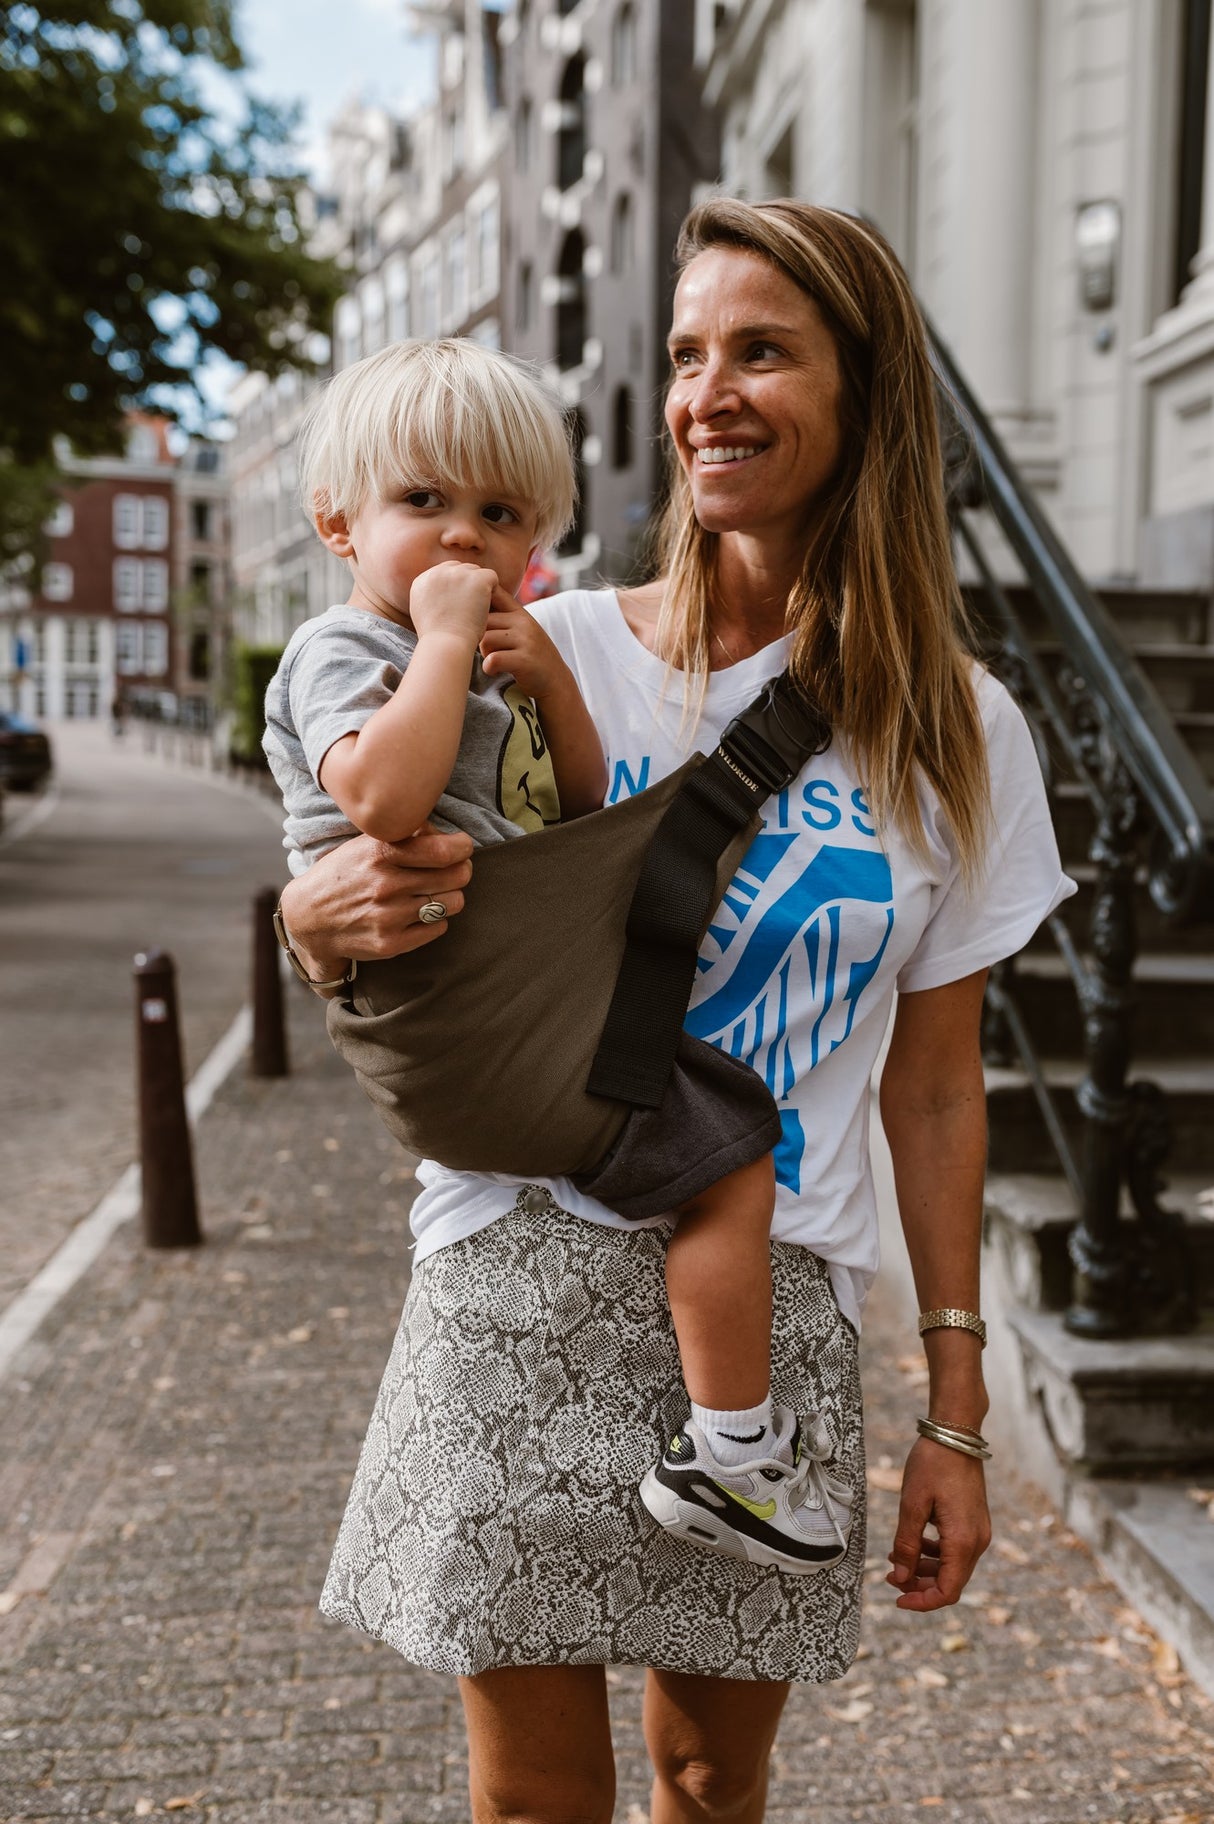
[482,502,520,525]
[403,489,443,509]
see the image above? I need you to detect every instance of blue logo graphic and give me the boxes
[686,830,895,1193]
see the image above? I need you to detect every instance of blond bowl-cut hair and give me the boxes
[656,198,990,881]
[297,338,577,551]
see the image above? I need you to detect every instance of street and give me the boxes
[0,722,289,1309]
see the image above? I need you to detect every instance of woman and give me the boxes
[278,200,1072,1821]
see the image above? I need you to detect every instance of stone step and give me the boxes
[1065,1478,1214,1707]
[1022,864,1214,956]
[984,1169,1214,1313]
[965,584,1214,649]
[1006,1305,1214,1472]
[985,1057,1214,1174]
[1005,952,1214,1057]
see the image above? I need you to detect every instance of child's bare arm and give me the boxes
[319,563,495,843]
[480,591,607,817]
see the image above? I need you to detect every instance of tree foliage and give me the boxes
[0,1,341,521]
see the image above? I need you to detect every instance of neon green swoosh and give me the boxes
[713,1482,777,1521]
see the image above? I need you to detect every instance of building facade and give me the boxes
[2,417,178,721]
[500,0,719,581]
[697,0,1214,587]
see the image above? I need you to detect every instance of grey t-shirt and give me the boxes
[263,605,561,876]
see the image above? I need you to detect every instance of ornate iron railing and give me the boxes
[927,323,1214,1338]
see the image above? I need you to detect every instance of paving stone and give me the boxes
[1,987,1212,1824]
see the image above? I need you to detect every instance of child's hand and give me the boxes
[480,588,569,701]
[409,561,497,646]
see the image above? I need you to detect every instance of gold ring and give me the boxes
[417,900,447,925]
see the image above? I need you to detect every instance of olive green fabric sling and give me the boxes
[326,671,830,1182]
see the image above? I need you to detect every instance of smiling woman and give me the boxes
[277,199,1073,1824]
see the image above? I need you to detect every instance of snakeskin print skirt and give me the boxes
[319,1188,867,1684]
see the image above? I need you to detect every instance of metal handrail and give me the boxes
[927,322,1214,922]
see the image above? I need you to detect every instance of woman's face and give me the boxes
[665,247,845,549]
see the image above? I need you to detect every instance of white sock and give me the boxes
[690,1395,776,1467]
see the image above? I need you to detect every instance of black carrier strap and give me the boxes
[586,671,831,1108]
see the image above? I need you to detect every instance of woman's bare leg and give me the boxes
[667,1153,776,1408]
[458,1665,615,1824]
[644,1668,790,1823]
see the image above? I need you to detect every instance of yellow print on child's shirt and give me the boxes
[497,682,561,831]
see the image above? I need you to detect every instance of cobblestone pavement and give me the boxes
[1,987,1212,1823]
[0,720,288,1308]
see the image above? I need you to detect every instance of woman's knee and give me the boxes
[651,1746,766,1820]
[469,1766,615,1824]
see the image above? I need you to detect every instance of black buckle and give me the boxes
[717,674,831,799]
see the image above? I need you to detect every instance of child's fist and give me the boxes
[409,561,498,644]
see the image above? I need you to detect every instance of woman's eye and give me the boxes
[747,342,781,361]
[670,348,699,370]
[483,503,519,525]
[404,490,442,509]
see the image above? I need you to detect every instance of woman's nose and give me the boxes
[688,360,741,420]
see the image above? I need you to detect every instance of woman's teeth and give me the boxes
[697,446,761,465]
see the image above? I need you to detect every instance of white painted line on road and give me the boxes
[0,782,61,850]
[0,1004,253,1383]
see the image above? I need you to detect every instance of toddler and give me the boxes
[264,339,852,1573]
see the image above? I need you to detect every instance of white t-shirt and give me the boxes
[410,589,1075,1329]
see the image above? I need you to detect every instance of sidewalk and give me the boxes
[1,986,1211,1824]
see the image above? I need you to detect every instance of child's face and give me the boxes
[326,481,540,622]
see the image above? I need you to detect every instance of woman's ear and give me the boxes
[316,504,355,560]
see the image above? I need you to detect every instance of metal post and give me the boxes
[134,949,202,1249]
[1066,766,1139,1335]
[251,886,289,1078]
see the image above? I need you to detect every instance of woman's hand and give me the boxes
[885,1436,991,1610]
[277,825,474,986]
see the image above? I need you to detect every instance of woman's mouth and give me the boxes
[695,445,767,466]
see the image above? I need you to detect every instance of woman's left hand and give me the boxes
[884,1436,992,1610]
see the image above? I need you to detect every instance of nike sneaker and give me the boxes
[639,1403,853,1574]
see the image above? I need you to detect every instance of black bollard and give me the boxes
[134,949,203,1248]
[251,886,289,1078]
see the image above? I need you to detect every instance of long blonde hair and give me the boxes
[655,198,989,878]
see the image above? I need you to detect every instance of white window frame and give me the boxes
[142,496,169,550]
[113,493,140,549]
[45,500,74,538]
[113,558,141,611]
[142,622,169,677]
[42,562,73,602]
[115,621,141,675]
[141,559,169,611]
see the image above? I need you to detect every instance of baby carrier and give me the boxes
[326,671,831,1215]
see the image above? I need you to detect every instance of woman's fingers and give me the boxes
[886,1438,991,1611]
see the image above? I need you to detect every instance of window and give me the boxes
[191,500,211,541]
[142,560,169,611]
[416,246,440,339]
[556,227,587,371]
[142,496,169,549]
[128,423,159,461]
[189,629,211,681]
[143,622,168,676]
[64,619,99,664]
[558,410,589,555]
[557,56,587,192]
[45,500,74,538]
[474,196,499,301]
[445,225,467,325]
[386,258,410,341]
[443,104,465,180]
[612,385,634,470]
[115,621,141,674]
[610,192,635,273]
[42,562,73,602]
[113,494,140,549]
[335,295,361,370]
[515,96,533,172]
[611,3,637,86]
[517,259,534,332]
[361,278,386,354]
[114,558,141,611]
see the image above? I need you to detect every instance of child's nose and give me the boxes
[440,515,484,549]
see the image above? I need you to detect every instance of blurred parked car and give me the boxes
[0,712,53,790]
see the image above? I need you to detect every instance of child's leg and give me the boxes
[665,1151,775,1415]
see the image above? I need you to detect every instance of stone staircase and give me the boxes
[966,580,1214,1695]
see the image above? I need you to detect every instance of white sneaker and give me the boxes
[639,1404,853,1575]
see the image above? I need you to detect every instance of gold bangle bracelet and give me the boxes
[918,1307,987,1347]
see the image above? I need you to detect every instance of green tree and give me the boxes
[0,1,341,544]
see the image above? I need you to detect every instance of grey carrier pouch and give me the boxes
[326,671,830,1216]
